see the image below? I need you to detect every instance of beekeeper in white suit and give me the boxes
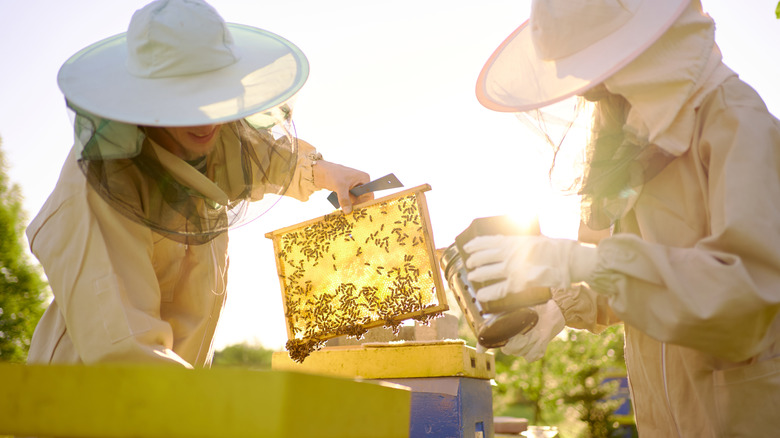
[466,0,780,435]
[26,0,372,368]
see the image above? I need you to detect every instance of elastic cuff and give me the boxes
[283,143,319,201]
[307,151,323,186]
[550,285,603,332]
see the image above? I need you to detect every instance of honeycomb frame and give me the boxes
[265,184,447,362]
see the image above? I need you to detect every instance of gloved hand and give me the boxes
[501,300,566,361]
[463,235,597,303]
[312,159,372,214]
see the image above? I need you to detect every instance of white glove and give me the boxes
[463,235,597,303]
[501,300,565,361]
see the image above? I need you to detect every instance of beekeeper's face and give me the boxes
[146,124,223,160]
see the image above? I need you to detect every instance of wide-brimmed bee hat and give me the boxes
[476,0,688,112]
[58,0,308,126]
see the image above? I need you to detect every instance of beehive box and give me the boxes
[271,340,496,380]
[0,364,411,438]
[266,185,447,362]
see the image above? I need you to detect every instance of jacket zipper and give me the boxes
[662,342,683,437]
[195,238,227,365]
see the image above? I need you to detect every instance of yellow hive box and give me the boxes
[0,363,411,438]
[271,340,496,380]
[266,185,448,362]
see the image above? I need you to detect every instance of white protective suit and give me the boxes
[26,127,319,368]
[551,4,780,436]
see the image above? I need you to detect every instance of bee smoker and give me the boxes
[440,216,551,349]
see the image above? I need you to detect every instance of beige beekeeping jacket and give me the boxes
[553,4,780,436]
[26,131,319,368]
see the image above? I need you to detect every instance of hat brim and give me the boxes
[476,0,688,112]
[58,24,309,126]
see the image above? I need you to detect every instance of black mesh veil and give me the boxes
[517,92,675,230]
[70,102,299,244]
[577,94,675,230]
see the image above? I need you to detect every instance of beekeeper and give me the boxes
[26,0,372,368]
[466,0,780,435]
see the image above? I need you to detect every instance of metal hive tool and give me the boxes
[265,184,447,362]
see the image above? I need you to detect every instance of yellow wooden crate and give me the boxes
[271,340,496,380]
[0,364,410,438]
[265,185,448,362]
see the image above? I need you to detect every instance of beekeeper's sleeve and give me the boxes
[588,85,780,362]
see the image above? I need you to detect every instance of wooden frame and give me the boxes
[265,185,447,361]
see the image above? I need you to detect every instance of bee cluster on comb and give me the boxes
[266,185,447,362]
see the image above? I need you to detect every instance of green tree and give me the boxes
[0,138,49,362]
[492,325,629,438]
[551,328,626,438]
[212,342,275,369]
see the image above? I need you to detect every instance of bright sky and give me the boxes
[1,1,779,351]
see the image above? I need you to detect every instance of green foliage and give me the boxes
[776,2,780,19]
[212,342,275,369]
[492,325,628,438]
[0,139,49,363]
